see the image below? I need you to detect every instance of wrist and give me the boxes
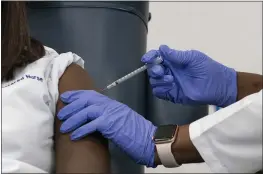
[147,125,158,168]
[236,71,263,100]
[218,67,238,107]
[171,125,203,164]
[153,125,180,168]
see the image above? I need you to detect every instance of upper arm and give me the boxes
[55,63,111,173]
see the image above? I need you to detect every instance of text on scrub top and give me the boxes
[2,74,43,88]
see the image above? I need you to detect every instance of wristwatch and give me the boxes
[153,124,180,168]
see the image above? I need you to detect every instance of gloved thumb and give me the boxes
[147,64,165,78]
[159,45,190,66]
[141,50,160,64]
[70,119,99,140]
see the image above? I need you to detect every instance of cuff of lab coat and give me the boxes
[189,121,228,173]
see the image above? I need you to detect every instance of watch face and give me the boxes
[154,125,177,142]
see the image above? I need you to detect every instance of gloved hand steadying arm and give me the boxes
[58,90,157,168]
[142,45,237,107]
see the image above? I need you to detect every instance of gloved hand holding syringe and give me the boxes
[102,56,163,91]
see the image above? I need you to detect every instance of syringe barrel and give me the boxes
[116,65,147,84]
[104,56,163,91]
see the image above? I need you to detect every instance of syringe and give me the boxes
[102,57,163,91]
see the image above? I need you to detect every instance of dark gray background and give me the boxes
[27,2,208,173]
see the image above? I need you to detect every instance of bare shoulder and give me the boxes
[58,63,96,91]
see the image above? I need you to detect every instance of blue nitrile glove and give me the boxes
[58,90,157,168]
[142,45,237,107]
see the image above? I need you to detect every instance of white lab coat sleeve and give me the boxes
[189,90,262,173]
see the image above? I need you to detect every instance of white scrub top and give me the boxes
[2,47,84,173]
[190,90,262,173]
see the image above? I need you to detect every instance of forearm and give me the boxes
[236,72,262,101]
[155,88,262,168]
[162,72,263,165]
[154,125,203,166]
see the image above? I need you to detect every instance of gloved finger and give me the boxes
[61,90,107,104]
[60,90,87,103]
[159,45,190,66]
[60,105,103,133]
[58,98,89,120]
[152,83,176,101]
[149,75,174,87]
[147,64,165,78]
[70,118,101,141]
[141,50,160,64]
